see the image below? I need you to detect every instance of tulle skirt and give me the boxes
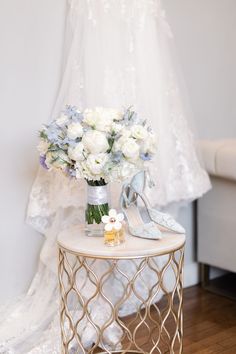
[29,0,210,231]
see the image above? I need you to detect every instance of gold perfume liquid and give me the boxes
[104,226,125,246]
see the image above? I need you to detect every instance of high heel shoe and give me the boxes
[120,184,162,240]
[129,171,186,234]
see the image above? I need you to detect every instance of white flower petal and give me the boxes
[56,114,68,126]
[105,223,113,231]
[109,209,117,218]
[102,215,110,224]
[67,122,83,140]
[86,153,109,175]
[113,221,122,231]
[116,213,124,222]
[82,130,109,154]
[121,138,140,160]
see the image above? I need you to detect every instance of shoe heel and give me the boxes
[120,184,162,240]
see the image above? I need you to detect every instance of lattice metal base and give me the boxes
[98,351,145,354]
[58,246,184,354]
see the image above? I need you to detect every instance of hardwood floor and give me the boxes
[183,286,236,353]
[94,286,236,353]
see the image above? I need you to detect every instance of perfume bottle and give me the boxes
[102,209,125,247]
[118,226,125,243]
[104,228,121,246]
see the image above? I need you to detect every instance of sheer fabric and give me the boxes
[0,1,210,353]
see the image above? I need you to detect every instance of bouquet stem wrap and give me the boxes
[85,179,109,226]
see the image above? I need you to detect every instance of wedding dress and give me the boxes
[0,1,211,353]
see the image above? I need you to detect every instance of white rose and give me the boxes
[83,109,97,127]
[121,128,131,139]
[82,130,109,154]
[94,107,122,122]
[83,108,112,132]
[121,138,140,160]
[111,122,123,134]
[118,161,136,180]
[113,129,131,151]
[106,108,123,121]
[56,113,68,126]
[67,122,83,140]
[37,140,50,155]
[77,160,92,180]
[95,116,113,132]
[86,153,108,175]
[141,133,157,154]
[83,107,122,132]
[68,142,85,161]
[131,125,148,140]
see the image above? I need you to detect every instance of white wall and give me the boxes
[0,0,67,302]
[165,0,236,139]
[1,0,236,302]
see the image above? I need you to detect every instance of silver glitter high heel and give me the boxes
[120,184,162,240]
[129,171,185,234]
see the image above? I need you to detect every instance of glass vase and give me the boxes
[85,179,109,237]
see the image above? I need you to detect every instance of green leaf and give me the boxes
[39,131,48,140]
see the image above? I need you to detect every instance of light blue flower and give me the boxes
[63,105,83,122]
[112,151,123,164]
[140,152,153,161]
[45,122,66,146]
[122,108,140,126]
[63,137,80,148]
[47,130,59,143]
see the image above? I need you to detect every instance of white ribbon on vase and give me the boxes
[87,185,109,205]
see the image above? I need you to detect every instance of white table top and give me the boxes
[57,225,186,259]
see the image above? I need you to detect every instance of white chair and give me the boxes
[197,140,236,295]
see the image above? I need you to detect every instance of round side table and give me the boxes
[58,225,185,354]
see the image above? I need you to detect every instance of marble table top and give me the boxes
[57,224,186,259]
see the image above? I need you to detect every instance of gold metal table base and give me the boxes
[98,351,146,354]
[58,245,184,354]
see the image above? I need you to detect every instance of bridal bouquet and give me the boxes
[38,105,156,231]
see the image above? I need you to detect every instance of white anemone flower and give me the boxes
[102,209,124,231]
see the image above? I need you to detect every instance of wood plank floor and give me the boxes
[95,286,236,353]
[183,286,236,353]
